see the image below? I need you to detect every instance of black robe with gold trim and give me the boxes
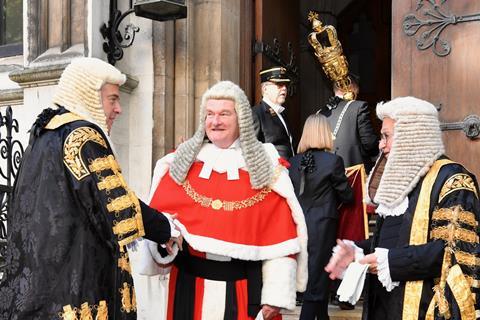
[0,108,171,320]
[359,158,479,320]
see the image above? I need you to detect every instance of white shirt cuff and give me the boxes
[160,213,180,249]
[374,248,399,292]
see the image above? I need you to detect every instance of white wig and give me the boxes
[169,81,274,189]
[52,57,126,133]
[367,96,445,207]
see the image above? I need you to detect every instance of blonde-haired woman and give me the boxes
[289,114,353,319]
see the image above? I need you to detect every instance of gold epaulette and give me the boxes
[63,127,108,180]
[45,113,84,130]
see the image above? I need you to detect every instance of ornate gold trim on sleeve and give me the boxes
[403,159,453,320]
[446,264,476,320]
[113,217,139,236]
[430,226,479,244]
[107,192,140,213]
[465,275,480,288]
[454,251,480,267]
[432,207,478,228]
[439,173,479,203]
[88,155,121,173]
[64,127,108,180]
[106,191,145,249]
[98,174,126,191]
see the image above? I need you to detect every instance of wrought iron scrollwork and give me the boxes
[254,38,299,96]
[440,114,480,139]
[0,106,24,275]
[403,0,480,57]
[100,0,140,65]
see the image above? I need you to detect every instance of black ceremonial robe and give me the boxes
[358,158,480,320]
[0,107,171,320]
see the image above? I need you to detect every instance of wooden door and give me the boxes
[392,0,480,177]
[253,0,301,143]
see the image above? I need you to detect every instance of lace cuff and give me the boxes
[374,248,399,292]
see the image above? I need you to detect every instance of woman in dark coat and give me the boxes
[289,113,353,319]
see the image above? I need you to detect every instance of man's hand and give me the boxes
[324,239,355,280]
[165,213,183,254]
[165,234,183,255]
[261,304,280,320]
[359,253,378,274]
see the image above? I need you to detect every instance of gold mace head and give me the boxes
[307,11,356,100]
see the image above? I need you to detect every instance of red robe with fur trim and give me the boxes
[148,150,305,320]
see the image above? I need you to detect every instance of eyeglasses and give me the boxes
[380,132,392,142]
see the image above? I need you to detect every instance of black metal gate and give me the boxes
[0,106,24,275]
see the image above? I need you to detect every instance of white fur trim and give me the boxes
[148,239,178,265]
[201,280,227,320]
[127,238,172,276]
[148,153,176,203]
[149,145,308,292]
[174,219,300,261]
[261,257,297,310]
[263,144,309,292]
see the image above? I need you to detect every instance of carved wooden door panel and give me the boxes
[253,0,301,142]
[392,0,480,177]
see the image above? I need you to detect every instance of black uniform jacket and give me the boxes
[357,159,480,320]
[320,99,378,171]
[252,100,294,159]
[0,107,171,320]
[289,150,353,301]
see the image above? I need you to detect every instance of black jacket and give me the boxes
[289,150,353,301]
[0,108,171,319]
[252,100,294,159]
[320,98,378,171]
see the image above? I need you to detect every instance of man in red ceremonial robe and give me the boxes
[130,81,308,320]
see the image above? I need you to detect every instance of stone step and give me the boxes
[282,304,362,320]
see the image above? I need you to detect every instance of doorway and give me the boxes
[250,0,392,141]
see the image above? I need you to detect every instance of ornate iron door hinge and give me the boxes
[253,38,299,96]
[440,114,480,139]
[403,0,480,57]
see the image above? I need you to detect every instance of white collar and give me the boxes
[375,197,409,218]
[196,140,246,180]
[263,98,285,114]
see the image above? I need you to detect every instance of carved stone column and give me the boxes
[151,0,242,160]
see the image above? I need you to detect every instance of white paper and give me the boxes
[337,262,369,305]
[255,310,264,320]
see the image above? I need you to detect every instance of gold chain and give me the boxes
[182,180,271,211]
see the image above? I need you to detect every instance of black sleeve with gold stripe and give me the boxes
[429,164,480,319]
[63,125,171,250]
